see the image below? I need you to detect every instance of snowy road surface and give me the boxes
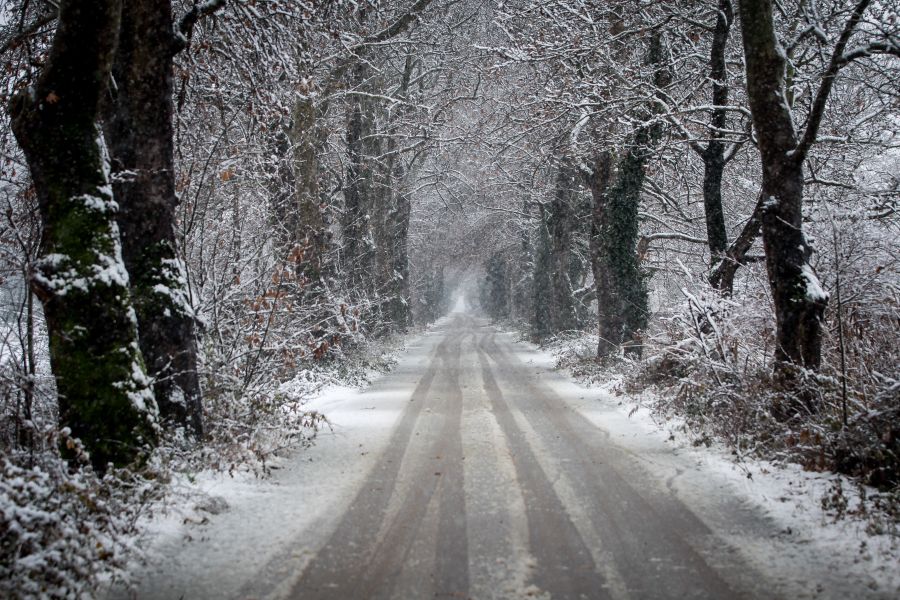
[116,313,895,599]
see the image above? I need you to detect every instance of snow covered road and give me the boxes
[115,313,896,599]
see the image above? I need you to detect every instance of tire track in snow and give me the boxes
[476,333,610,600]
[480,332,755,600]
[287,316,470,599]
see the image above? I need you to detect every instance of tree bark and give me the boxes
[547,162,579,332]
[699,0,734,266]
[708,193,763,293]
[104,0,202,437]
[586,33,669,359]
[588,152,622,357]
[532,202,554,340]
[343,63,377,293]
[286,87,330,282]
[738,0,828,373]
[9,0,158,469]
[595,140,652,358]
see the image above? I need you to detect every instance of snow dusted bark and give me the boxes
[343,62,378,294]
[589,143,650,359]
[8,0,158,469]
[700,0,734,268]
[738,0,828,375]
[104,0,203,437]
[587,33,668,359]
[287,93,331,282]
[546,162,579,333]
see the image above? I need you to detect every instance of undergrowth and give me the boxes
[541,272,899,535]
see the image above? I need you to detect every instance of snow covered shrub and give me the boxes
[0,455,159,598]
[545,330,635,386]
[635,227,900,520]
[815,216,900,489]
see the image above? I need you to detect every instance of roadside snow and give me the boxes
[111,319,898,599]
[108,325,447,600]
[503,332,899,598]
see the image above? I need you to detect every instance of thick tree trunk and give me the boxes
[287,92,330,281]
[588,152,622,358]
[595,142,651,358]
[587,33,668,359]
[738,0,828,374]
[547,162,579,332]
[343,64,377,293]
[104,0,202,437]
[373,55,415,330]
[9,0,158,469]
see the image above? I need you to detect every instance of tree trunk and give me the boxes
[708,193,763,294]
[104,0,202,437]
[9,0,158,470]
[547,162,579,332]
[700,0,734,265]
[532,203,554,340]
[600,141,651,357]
[588,152,623,358]
[287,91,330,282]
[343,63,377,293]
[587,33,668,359]
[738,0,828,374]
[386,184,412,329]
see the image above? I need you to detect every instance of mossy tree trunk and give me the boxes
[103,0,202,437]
[8,0,158,470]
[738,0,828,373]
[587,34,668,360]
[588,152,617,357]
[590,141,651,359]
[546,162,579,332]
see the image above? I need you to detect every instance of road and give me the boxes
[120,313,893,600]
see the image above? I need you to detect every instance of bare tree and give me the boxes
[737,0,899,381]
[8,0,157,469]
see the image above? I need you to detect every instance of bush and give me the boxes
[0,455,158,598]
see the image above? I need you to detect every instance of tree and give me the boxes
[737,0,899,377]
[8,0,157,469]
[588,30,670,358]
[103,0,222,438]
[546,161,580,333]
[695,0,737,268]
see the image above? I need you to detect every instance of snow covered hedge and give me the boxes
[0,457,152,598]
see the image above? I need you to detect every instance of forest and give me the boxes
[0,0,898,596]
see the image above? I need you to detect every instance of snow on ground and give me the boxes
[111,315,898,599]
[500,331,900,598]
[107,321,451,599]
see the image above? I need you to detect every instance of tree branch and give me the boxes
[794,0,872,161]
[0,7,57,56]
[176,0,226,49]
